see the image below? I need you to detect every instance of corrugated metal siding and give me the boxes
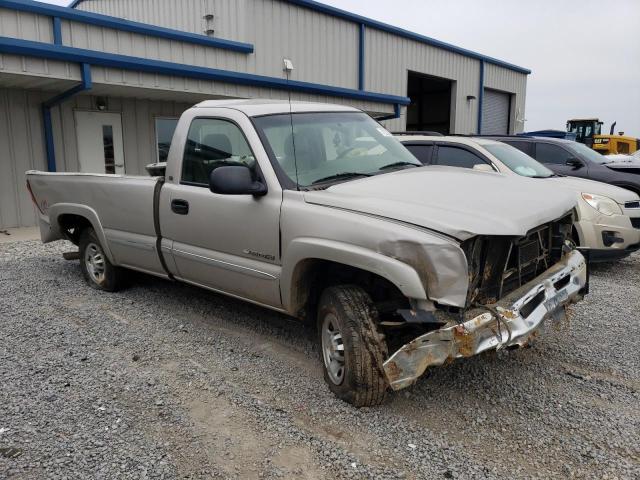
[0,52,82,84]
[365,28,481,133]
[0,7,53,42]
[71,0,359,89]
[0,88,46,229]
[76,0,244,40]
[484,63,527,133]
[0,8,80,81]
[249,0,358,86]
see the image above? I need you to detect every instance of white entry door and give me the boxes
[74,111,125,174]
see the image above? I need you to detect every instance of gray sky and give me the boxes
[45,0,640,135]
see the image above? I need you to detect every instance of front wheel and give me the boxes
[317,285,388,407]
[79,228,125,292]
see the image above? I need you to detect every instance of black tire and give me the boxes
[79,228,125,292]
[317,285,388,407]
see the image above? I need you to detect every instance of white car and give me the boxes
[601,150,640,163]
[397,135,640,261]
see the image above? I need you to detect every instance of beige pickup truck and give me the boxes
[27,100,588,406]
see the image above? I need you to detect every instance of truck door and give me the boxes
[159,113,282,309]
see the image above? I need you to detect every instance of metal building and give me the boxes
[0,0,530,229]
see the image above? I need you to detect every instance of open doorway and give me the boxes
[406,71,452,134]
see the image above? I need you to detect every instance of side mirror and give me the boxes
[472,163,495,172]
[565,157,584,168]
[209,165,267,196]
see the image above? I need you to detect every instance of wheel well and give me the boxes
[571,225,582,247]
[290,259,408,320]
[58,214,92,245]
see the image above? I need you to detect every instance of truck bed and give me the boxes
[26,171,166,277]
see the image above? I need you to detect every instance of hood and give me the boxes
[604,162,640,174]
[303,166,577,241]
[547,176,640,203]
[602,154,638,163]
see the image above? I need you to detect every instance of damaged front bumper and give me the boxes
[383,249,588,391]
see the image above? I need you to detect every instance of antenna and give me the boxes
[283,58,300,190]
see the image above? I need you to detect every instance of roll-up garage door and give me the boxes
[481,89,510,134]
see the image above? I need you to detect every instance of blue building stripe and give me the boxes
[42,63,92,172]
[3,0,254,53]
[358,23,365,91]
[0,36,411,106]
[477,60,485,134]
[52,16,62,45]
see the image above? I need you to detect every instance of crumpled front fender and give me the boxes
[383,249,588,391]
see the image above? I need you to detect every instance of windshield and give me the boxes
[564,141,611,164]
[253,112,421,187]
[484,143,554,178]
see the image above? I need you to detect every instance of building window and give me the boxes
[155,118,179,162]
[102,125,115,174]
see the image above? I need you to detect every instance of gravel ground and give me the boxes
[1,240,639,480]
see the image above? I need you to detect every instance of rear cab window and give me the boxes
[502,140,534,157]
[403,144,434,164]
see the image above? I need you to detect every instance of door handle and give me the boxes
[171,199,189,215]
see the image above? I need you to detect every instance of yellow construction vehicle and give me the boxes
[567,118,639,155]
[567,118,602,147]
[592,134,639,155]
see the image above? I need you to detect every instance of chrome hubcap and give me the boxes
[321,313,345,385]
[85,242,106,284]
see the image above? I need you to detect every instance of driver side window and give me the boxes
[534,143,572,165]
[181,118,255,186]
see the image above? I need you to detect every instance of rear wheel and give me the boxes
[317,285,388,407]
[79,228,125,292]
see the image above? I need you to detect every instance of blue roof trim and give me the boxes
[477,60,485,134]
[0,36,411,106]
[358,23,365,91]
[283,0,530,74]
[4,0,254,53]
[52,16,62,45]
